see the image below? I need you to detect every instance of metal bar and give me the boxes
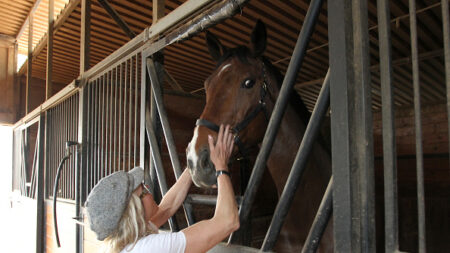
[98,0,136,39]
[129,59,133,170]
[261,70,331,251]
[77,87,88,253]
[95,79,100,185]
[377,1,399,247]
[185,194,242,206]
[80,0,91,73]
[301,178,333,253]
[409,1,426,252]
[123,61,128,170]
[109,70,113,175]
[140,55,146,169]
[36,115,45,253]
[442,0,450,165]
[101,74,106,178]
[146,58,195,225]
[114,67,119,172]
[145,105,177,231]
[119,64,123,170]
[328,0,375,251]
[105,72,110,177]
[134,55,138,166]
[230,0,325,243]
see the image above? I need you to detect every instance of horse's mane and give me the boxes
[213,46,311,124]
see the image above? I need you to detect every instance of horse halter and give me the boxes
[196,62,270,159]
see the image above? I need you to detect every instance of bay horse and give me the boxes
[186,21,333,252]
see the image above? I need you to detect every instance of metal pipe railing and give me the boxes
[229,0,326,243]
[377,0,399,251]
[145,104,178,231]
[261,69,330,251]
[409,1,426,251]
[301,177,333,253]
[146,58,196,226]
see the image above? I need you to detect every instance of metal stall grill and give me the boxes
[85,52,142,195]
[12,124,40,199]
[46,93,79,200]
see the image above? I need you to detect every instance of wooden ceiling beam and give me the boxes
[98,0,136,39]
[16,0,43,40]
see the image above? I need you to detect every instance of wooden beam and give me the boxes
[18,0,81,75]
[26,13,33,114]
[164,68,184,92]
[80,0,91,73]
[98,0,136,39]
[46,0,54,100]
[153,0,165,24]
[16,0,43,40]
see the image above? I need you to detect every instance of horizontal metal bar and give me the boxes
[186,194,242,206]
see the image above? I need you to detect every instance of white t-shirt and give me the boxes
[120,231,186,253]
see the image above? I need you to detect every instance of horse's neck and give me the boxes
[266,104,307,183]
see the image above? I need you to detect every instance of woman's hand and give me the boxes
[208,124,234,171]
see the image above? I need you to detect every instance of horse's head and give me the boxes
[187,21,279,188]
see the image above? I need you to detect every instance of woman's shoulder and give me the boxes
[121,232,186,253]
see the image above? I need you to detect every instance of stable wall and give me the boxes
[0,36,19,125]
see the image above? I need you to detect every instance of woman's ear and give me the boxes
[250,20,267,57]
[206,31,226,62]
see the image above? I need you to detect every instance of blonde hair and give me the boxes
[102,193,158,253]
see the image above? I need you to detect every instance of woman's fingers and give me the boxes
[208,135,215,153]
[217,124,224,146]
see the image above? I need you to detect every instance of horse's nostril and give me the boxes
[188,159,194,170]
[200,152,209,169]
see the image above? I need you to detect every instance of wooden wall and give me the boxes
[45,200,77,253]
[0,36,19,125]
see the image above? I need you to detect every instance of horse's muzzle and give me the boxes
[187,146,216,188]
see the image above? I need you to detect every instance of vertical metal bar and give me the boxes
[36,115,45,253]
[102,74,107,178]
[95,79,100,185]
[134,55,138,166]
[105,72,110,176]
[109,70,114,175]
[123,60,128,169]
[328,0,375,251]
[409,1,426,252]
[377,1,399,251]
[140,54,146,169]
[301,178,333,253]
[77,87,88,253]
[261,70,330,251]
[146,58,195,225]
[119,64,123,170]
[230,0,325,243]
[442,0,450,165]
[46,0,54,100]
[129,58,133,170]
[114,67,118,172]
[86,84,91,195]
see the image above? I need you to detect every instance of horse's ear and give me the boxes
[250,20,267,57]
[206,31,226,62]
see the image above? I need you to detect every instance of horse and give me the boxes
[186,20,333,252]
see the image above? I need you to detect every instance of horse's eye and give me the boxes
[242,79,255,89]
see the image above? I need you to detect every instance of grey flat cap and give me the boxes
[85,167,150,241]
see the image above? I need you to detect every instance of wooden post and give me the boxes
[153,0,165,23]
[26,14,33,114]
[46,0,54,99]
[80,0,91,73]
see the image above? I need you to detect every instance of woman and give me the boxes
[86,125,239,253]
